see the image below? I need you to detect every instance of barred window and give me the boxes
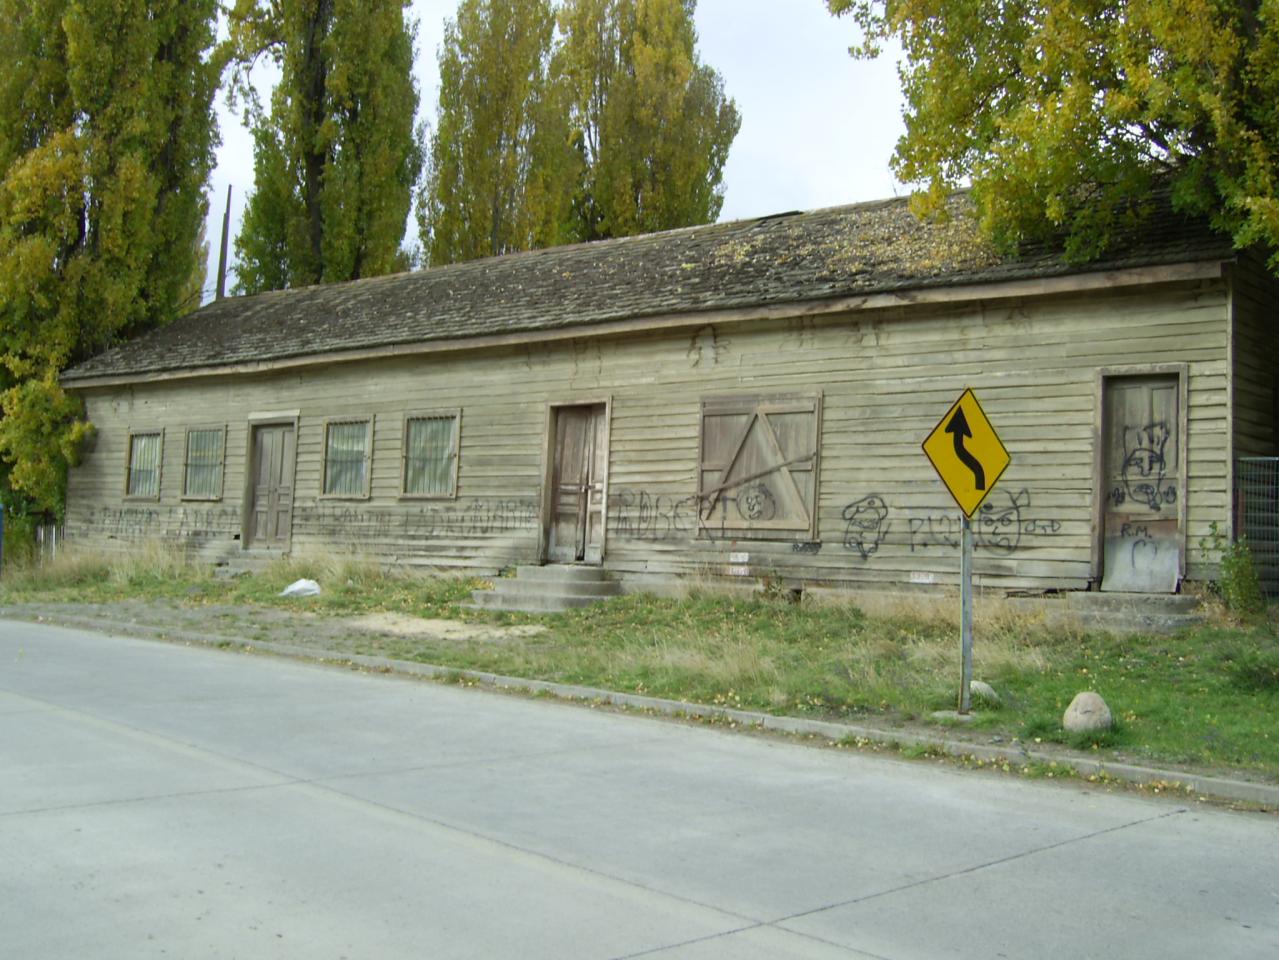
[183,427,225,499]
[126,431,163,499]
[402,412,459,498]
[322,418,372,497]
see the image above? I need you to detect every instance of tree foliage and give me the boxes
[0,0,220,512]
[828,0,1279,266]
[556,0,739,242]
[420,0,740,264]
[228,0,424,292]
[419,0,577,266]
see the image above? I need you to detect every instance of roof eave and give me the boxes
[61,257,1231,390]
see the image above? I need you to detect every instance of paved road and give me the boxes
[2,619,1276,959]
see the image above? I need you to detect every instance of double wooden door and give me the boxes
[250,423,295,547]
[546,404,607,564]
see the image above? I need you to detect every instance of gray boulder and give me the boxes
[970,680,1000,707]
[1063,691,1113,733]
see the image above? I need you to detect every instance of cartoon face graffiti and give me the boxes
[841,495,890,560]
[1121,423,1176,511]
[737,483,777,522]
[977,488,1029,556]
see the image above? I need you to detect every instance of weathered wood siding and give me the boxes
[1231,252,1279,462]
[66,277,1232,591]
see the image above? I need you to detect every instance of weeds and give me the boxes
[1199,522,1266,616]
[1214,633,1279,692]
[0,539,204,595]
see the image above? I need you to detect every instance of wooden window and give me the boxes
[183,426,225,500]
[401,411,460,498]
[126,430,163,500]
[698,394,821,540]
[322,417,373,498]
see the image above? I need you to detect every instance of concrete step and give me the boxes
[1051,591,1205,634]
[1069,612,1207,635]
[470,564,622,613]
[1064,591,1201,614]
[492,579,622,599]
[469,591,610,613]
[213,549,286,579]
[513,564,611,583]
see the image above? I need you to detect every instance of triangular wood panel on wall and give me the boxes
[698,394,821,540]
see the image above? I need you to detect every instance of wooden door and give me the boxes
[1100,375,1181,592]
[547,404,607,564]
[250,424,295,547]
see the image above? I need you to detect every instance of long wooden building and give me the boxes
[60,195,1279,595]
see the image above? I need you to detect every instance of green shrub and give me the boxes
[1,510,37,568]
[1201,522,1266,616]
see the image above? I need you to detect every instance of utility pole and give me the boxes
[216,184,232,300]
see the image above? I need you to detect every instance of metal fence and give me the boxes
[34,524,64,567]
[1236,457,1279,597]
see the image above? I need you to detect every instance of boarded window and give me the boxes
[402,412,459,498]
[126,431,163,499]
[323,418,372,497]
[698,394,821,539]
[183,427,225,499]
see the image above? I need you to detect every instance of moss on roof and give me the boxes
[64,193,1230,383]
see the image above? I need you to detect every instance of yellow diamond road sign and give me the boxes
[922,388,1011,518]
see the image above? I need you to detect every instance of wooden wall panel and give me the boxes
[65,278,1234,592]
[1231,253,1279,461]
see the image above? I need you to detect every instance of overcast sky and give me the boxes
[203,0,907,298]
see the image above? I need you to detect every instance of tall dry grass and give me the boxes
[256,547,392,591]
[0,538,203,594]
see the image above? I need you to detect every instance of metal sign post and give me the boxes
[922,389,1010,716]
[959,514,973,713]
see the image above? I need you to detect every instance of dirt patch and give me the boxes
[345,612,545,643]
[0,600,545,655]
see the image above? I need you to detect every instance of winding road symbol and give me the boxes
[944,407,985,490]
[922,388,1010,518]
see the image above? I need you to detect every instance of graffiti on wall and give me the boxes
[1109,422,1177,512]
[609,484,1063,560]
[831,487,1063,560]
[612,483,791,541]
[611,489,700,541]
[1119,520,1163,568]
[685,325,730,367]
[841,495,890,560]
[611,484,792,541]
[73,500,538,544]
[77,505,241,541]
[293,500,538,540]
[904,487,1062,556]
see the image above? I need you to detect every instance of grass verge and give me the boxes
[4,543,1277,780]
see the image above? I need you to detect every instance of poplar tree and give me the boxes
[828,0,1279,268]
[421,0,740,264]
[419,0,577,266]
[228,0,424,292]
[556,0,740,241]
[0,0,220,512]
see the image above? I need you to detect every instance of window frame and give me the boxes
[181,424,227,501]
[319,416,374,500]
[399,409,461,500]
[124,428,165,501]
[696,392,822,542]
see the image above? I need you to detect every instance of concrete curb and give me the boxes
[12,609,1278,809]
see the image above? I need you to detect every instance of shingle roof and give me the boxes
[63,193,1233,383]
